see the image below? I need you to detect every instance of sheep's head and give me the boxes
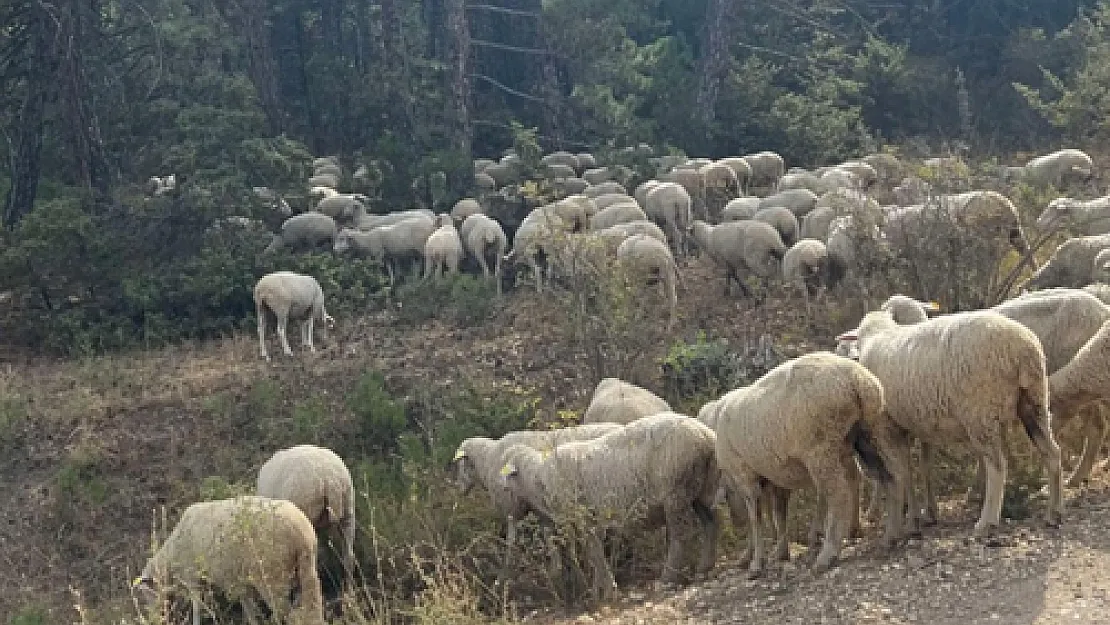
[333,230,353,254]
[1036,198,1074,232]
[880,295,940,324]
[130,575,159,609]
[449,448,477,494]
[1094,250,1110,284]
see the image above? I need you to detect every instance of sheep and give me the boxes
[541,151,579,171]
[778,170,826,195]
[353,208,436,232]
[309,186,340,203]
[883,191,1029,256]
[715,157,753,196]
[543,163,577,181]
[700,162,741,220]
[583,166,633,187]
[615,234,680,329]
[316,194,368,223]
[819,168,861,192]
[251,186,293,217]
[132,496,324,625]
[759,188,818,218]
[1022,234,1110,290]
[782,239,829,314]
[314,163,342,179]
[1002,148,1094,188]
[583,181,628,198]
[714,352,888,577]
[263,212,339,254]
[474,158,496,173]
[449,423,623,582]
[484,162,520,187]
[816,188,882,218]
[576,152,598,172]
[554,177,591,197]
[256,445,356,588]
[148,174,177,197]
[504,211,573,292]
[832,161,878,188]
[475,171,497,192]
[592,193,638,211]
[307,172,339,190]
[664,167,707,221]
[836,309,1064,540]
[1034,196,1110,236]
[862,152,904,182]
[313,156,340,170]
[1095,250,1110,285]
[423,214,464,280]
[461,214,507,294]
[643,181,693,253]
[691,219,786,298]
[752,206,799,247]
[588,202,649,231]
[879,294,940,324]
[1083,281,1110,304]
[826,215,886,291]
[1046,320,1110,487]
[633,180,662,207]
[800,206,836,241]
[581,377,672,425]
[498,413,719,598]
[720,197,761,222]
[254,272,335,361]
[741,151,786,192]
[355,216,438,285]
[451,198,484,222]
[893,176,932,205]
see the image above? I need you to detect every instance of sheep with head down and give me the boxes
[460,214,508,293]
[582,377,672,426]
[643,181,693,253]
[714,352,888,577]
[1034,196,1110,236]
[691,220,786,298]
[616,234,681,330]
[423,214,464,280]
[1023,233,1110,290]
[264,212,339,254]
[499,413,720,599]
[254,271,335,361]
[1001,148,1094,188]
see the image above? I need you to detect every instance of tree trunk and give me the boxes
[695,0,735,129]
[219,0,285,134]
[57,0,110,196]
[444,0,472,158]
[4,5,52,228]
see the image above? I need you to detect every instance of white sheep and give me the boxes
[148,174,177,197]
[423,214,464,280]
[583,181,629,198]
[592,192,639,211]
[316,194,369,223]
[588,202,649,230]
[1023,234,1110,290]
[1002,148,1094,188]
[720,197,762,222]
[576,152,598,172]
[263,212,339,254]
[541,151,580,172]
[643,181,693,253]
[892,176,932,205]
[778,170,826,195]
[714,352,888,576]
[782,239,829,314]
[862,152,904,182]
[752,206,799,247]
[357,216,438,285]
[741,151,785,192]
[616,234,681,329]
[837,309,1064,540]
[449,424,622,581]
[353,208,435,231]
[664,167,708,220]
[475,171,497,192]
[883,190,1029,256]
[759,188,818,218]
[256,445,356,587]
[132,496,324,625]
[581,377,672,425]
[1034,196,1110,236]
[1083,281,1110,304]
[254,271,335,361]
[451,198,484,222]
[691,219,787,298]
[700,162,742,220]
[251,186,293,217]
[504,209,577,292]
[799,206,835,241]
[308,172,339,190]
[1095,250,1110,285]
[460,214,508,294]
[715,157,754,196]
[595,220,667,246]
[499,413,720,598]
[1047,320,1110,487]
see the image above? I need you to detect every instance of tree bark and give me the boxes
[219,0,285,134]
[696,0,735,128]
[57,0,110,196]
[444,0,472,158]
[4,4,52,228]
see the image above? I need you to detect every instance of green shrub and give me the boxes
[394,274,498,326]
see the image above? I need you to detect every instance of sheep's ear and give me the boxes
[924,301,941,313]
[499,462,517,478]
[131,576,154,591]
[836,330,858,341]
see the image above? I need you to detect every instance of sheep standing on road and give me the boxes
[714,352,888,577]
[257,445,356,588]
[254,272,335,361]
[837,309,1064,540]
[499,414,720,599]
[132,496,325,625]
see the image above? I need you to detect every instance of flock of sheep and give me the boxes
[144,144,1110,622]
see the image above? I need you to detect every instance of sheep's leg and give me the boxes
[494,255,503,296]
[737,476,766,578]
[725,488,752,567]
[973,444,1006,537]
[919,442,939,526]
[341,512,357,589]
[864,477,883,523]
[275,310,294,357]
[877,424,913,548]
[584,527,617,601]
[303,316,316,353]
[770,486,791,561]
[191,596,202,625]
[660,502,697,586]
[423,255,434,281]
[1068,405,1107,486]
[810,453,854,572]
[1029,415,1065,527]
[477,253,490,279]
[256,302,269,361]
[693,500,719,581]
[840,451,862,538]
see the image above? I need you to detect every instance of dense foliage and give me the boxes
[1,0,1109,353]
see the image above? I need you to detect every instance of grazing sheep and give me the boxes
[691,220,787,298]
[583,166,633,187]
[543,163,578,180]
[837,309,1064,540]
[715,157,754,196]
[309,186,340,204]
[832,161,878,188]
[819,168,861,192]
[759,189,819,218]
[714,352,888,577]
[358,216,438,285]
[256,445,356,587]
[316,194,368,223]
[778,170,825,195]
[664,167,708,221]
[753,206,799,246]
[505,210,575,292]
[1047,320,1110,485]
[1002,149,1094,188]
[263,212,339,254]
[313,156,340,170]
[475,171,497,192]
[742,151,786,192]
[589,202,649,231]
[254,272,335,361]
[423,214,464,280]
[593,193,639,211]
[643,182,693,253]
[314,163,342,179]
[1095,251,1110,285]
[1023,234,1110,290]
[576,152,598,172]
[449,424,622,583]
[1034,196,1110,236]
[883,191,1029,255]
[352,207,435,231]
[499,413,720,598]
[816,188,882,218]
[132,496,324,625]
[720,197,762,222]
[880,295,940,324]
[616,234,681,328]
[542,151,580,172]
[308,172,339,190]
[581,377,672,425]
[451,198,484,222]
[484,162,520,187]
[893,176,933,205]
[700,162,742,220]
[555,177,591,197]
[583,181,629,198]
[862,153,904,182]
[800,207,836,241]
[461,214,508,294]
[252,186,293,217]
[1083,281,1110,304]
[826,215,886,291]
[782,239,830,313]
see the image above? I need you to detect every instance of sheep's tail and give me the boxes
[1016,348,1054,449]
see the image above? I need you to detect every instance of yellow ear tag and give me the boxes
[131,576,145,589]
[453,449,466,461]
[499,463,514,477]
